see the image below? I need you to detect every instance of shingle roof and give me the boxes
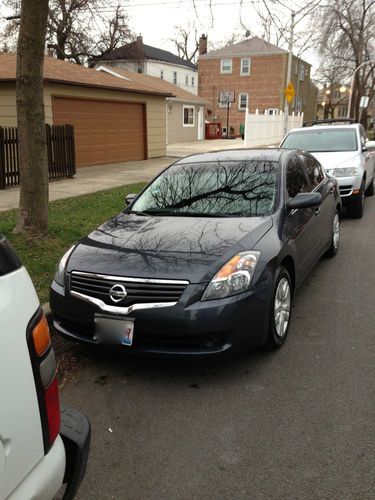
[0,53,174,97]
[97,66,207,105]
[101,41,197,70]
[200,36,287,59]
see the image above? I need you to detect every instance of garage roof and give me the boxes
[96,66,207,105]
[0,53,174,97]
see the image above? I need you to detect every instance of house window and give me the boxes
[183,105,195,127]
[240,58,251,75]
[137,66,143,74]
[220,59,232,74]
[185,75,188,86]
[238,93,248,111]
[173,71,177,84]
[160,70,164,80]
[191,76,195,87]
[299,64,305,81]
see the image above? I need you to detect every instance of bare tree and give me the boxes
[15,0,49,235]
[313,0,375,123]
[1,0,134,66]
[170,24,199,63]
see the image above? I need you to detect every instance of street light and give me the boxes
[347,59,375,118]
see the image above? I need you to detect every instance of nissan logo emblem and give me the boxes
[109,284,127,303]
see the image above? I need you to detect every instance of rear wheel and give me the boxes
[264,267,292,350]
[326,210,340,257]
[348,179,365,218]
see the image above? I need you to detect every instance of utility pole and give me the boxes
[283,11,295,136]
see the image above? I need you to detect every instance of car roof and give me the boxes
[174,148,294,165]
[287,124,359,133]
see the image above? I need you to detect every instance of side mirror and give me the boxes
[287,192,322,210]
[365,140,375,151]
[125,193,137,206]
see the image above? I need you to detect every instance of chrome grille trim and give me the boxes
[71,290,177,315]
[71,271,189,286]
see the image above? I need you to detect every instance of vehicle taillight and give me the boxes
[28,309,61,452]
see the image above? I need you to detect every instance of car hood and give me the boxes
[310,151,360,174]
[66,213,273,283]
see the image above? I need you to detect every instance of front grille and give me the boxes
[69,271,189,307]
[339,185,353,196]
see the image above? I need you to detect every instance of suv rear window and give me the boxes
[281,128,358,152]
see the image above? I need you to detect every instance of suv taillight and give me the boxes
[27,309,60,451]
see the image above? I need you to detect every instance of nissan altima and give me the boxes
[50,149,341,356]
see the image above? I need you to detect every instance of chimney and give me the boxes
[136,35,143,48]
[199,34,207,56]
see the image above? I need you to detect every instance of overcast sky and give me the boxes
[125,0,319,73]
[0,0,320,72]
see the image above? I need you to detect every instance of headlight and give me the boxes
[333,167,358,177]
[201,251,261,301]
[54,245,75,286]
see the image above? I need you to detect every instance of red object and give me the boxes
[44,377,61,444]
[205,122,222,139]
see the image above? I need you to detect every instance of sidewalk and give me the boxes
[0,157,172,212]
[0,139,247,213]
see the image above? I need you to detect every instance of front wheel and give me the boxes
[348,180,365,218]
[264,267,292,350]
[325,210,340,257]
[365,177,374,196]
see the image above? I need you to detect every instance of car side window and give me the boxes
[300,155,324,188]
[286,156,311,198]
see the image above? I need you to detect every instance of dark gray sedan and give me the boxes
[50,149,341,356]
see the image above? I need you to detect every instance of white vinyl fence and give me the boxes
[244,109,304,147]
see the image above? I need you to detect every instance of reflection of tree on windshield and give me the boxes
[132,161,279,217]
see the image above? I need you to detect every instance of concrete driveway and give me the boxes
[167,138,246,157]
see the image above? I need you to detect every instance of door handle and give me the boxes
[314,207,321,216]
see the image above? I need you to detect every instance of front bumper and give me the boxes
[334,175,363,203]
[50,278,270,357]
[60,406,91,500]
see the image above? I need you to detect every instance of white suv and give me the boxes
[0,234,90,499]
[280,119,375,217]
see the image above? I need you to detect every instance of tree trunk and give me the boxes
[15,0,49,236]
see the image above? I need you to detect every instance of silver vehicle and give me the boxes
[280,119,375,218]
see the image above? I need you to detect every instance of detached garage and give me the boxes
[0,53,172,167]
[53,97,146,166]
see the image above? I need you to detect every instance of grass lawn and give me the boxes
[0,182,146,304]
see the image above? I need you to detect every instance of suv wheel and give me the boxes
[348,179,365,218]
[365,177,374,197]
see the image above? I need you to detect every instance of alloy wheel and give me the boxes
[274,277,291,337]
[333,213,340,250]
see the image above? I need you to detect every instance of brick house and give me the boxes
[198,36,318,137]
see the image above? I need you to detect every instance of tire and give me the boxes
[325,209,340,257]
[348,179,365,218]
[365,177,374,196]
[264,267,292,350]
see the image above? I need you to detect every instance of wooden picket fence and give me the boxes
[0,124,76,189]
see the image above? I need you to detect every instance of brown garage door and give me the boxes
[53,97,146,167]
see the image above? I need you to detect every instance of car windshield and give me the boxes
[281,128,358,152]
[130,160,279,217]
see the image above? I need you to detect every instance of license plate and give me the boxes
[94,314,135,346]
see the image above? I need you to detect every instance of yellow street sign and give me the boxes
[284,81,295,104]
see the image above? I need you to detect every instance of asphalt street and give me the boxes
[61,196,375,500]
